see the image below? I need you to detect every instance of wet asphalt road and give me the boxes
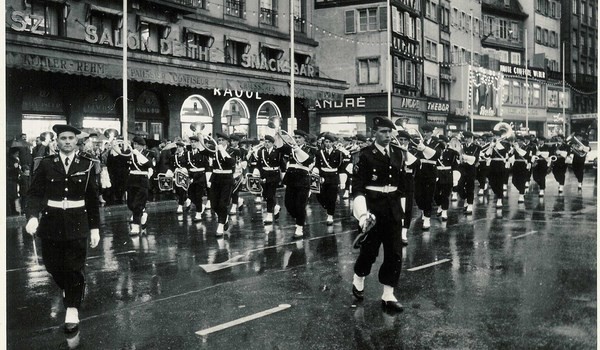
[6,169,597,349]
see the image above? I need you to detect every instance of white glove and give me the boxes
[165,169,174,177]
[416,142,426,152]
[339,182,346,190]
[89,229,100,248]
[252,168,260,177]
[312,167,320,175]
[25,218,39,235]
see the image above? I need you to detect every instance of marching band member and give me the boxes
[313,133,345,225]
[522,135,535,189]
[511,136,533,203]
[228,135,246,214]
[25,124,101,333]
[457,131,480,214]
[569,132,591,190]
[551,134,569,193]
[476,134,491,195]
[396,131,417,244]
[255,135,283,224]
[278,129,315,238]
[115,136,153,235]
[351,117,414,312]
[532,136,552,197]
[414,124,441,230]
[340,136,354,199]
[485,130,512,208]
[244,138,263,204]
[171,138,191,214]
[187,135,211,222]
[198,132,236,236]
[435,135,461,219]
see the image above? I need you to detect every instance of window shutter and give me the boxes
[345,10,355,33]
[379,6,387,30]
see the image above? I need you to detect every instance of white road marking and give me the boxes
[199,255,249,273]
[195,304,291,337]
[407,258,451,272]
[512,231,538,239]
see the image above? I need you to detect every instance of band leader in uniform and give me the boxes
[351,117,416,312]
[25,124,101,334]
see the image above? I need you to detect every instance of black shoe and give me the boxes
[401,239,408,246]
[64,322,79,334]
[381,300,404,312]
[352,285,364,300]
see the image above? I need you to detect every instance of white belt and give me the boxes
[189,168,206,172]
[321,168,337,173]
[366,185,398,193]
[514,159,528,162]
[130,170,148,175]
[437,166,451,170]
[491,158,505,162]
[262,167,279,171]
[421,159,437,165]
[213,169,232,174]
[288,163,310,172]
[47,199,85,210]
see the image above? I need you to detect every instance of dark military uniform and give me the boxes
[26,153,100,309]
[401,146,418,229]
[187,148,210,213]
[486,140,512,199]
[171,149,189,206]
[457,141,481,205]
[435,147,461,211]
[552,141,570,187]
[281,143,315,228]
[511,143,533,195]
[533,142,552,191]
[256,145,284,216]
[120,149,153,226]
[314,146,345,218]
[352,143,406,286]
[202,146,236,226]
[228,144,246,212]
[571,137,590,185]
[414,138,441,218]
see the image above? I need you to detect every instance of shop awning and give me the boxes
[87,4,122,19]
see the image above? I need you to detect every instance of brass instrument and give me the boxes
[190,122,218,153]
[481,122,515,153]
[267,116,297,147]
[394,125,423,147]
[566,134,589,157]
[104,128,129,155]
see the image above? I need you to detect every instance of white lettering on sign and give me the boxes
[400,97,419,109]
[479,106,496,117]
[213,88,262,100]
[427,102,449,112]
[241,53,315,78]
[10,11,45,35]
[499,64,546,80]
[315,97,366,109]
[454,108,469,116]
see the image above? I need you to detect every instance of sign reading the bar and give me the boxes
[427,102,449,112]
[499,64,546,80]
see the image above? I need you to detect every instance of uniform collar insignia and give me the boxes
[74,158,80,164]
[53,157,59,162]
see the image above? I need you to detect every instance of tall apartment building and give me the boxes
[6,0,348,143]
[562,0,597,139]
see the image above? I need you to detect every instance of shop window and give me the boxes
[293,0,307,33]
[185,29,213,61]
[357,57,380,85]
[221,99,249,135]
[512,81,522,104]
[295,52,311,65]
[511,52,521,65]
[345,10,355,33]
[532,83,541,106]
[225,0,245,19]
[87,5,122,44]
[22,0,68,36]
[259,0,277,26]
[502,81,510,103]
[139,17,171,53]
[225,37,250,65]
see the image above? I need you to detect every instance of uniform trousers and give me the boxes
[188,174,207,209]
[532,162,548,190]
[262,180,278,213]
[354,191,403,287]
[127,186,148,225]
[512,162,529,194]
[572,157,586,183]
[41,238,87,308]
[284,185,310,226]
[401,176,415,229]
[435,171,453,210]
[552,161,567,185]
[477,163,489,189]
[458,164,477,204]
[414,176,436,217]
[316,182,338,216]
[488,160,507,198]
[174,185,188,205]
[210,176,233,224]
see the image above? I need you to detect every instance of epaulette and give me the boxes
[77,152,99,162]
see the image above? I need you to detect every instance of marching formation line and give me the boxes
[407,258,451,272]
[195,304,292,337]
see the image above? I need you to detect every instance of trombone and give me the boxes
[190,122,218,153]
[480,122,515,153]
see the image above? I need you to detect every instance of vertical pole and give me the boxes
[562,41,566,135]
[289,0,295,133]
[122,0,128,143]
[470,9,474,132]
[525,28,529,132]
[387,0,392,120]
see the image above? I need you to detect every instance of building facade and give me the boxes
[6,0,348,144]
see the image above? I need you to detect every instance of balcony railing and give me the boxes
[260,7,277,26]
[225,0,244,18]
[143,0,198,14]
[294,16,306,33]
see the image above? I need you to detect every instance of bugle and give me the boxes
[104,128,129,155]
[267,116,296,147]
[190,122,218,152]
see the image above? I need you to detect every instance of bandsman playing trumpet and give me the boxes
[551,134,570,193]
[244,138,263,204]
[435,135,460,219]
[569,132,591,190]
[414,124,441,230]
[313,133,346,225]
[531,136,553,197]
[187,135,211,222]
[457,131,480,214]
[511,136,533,203]
[254,135,284,224]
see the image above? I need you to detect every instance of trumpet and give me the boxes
[104,128,129,155]
[190,122,218,153]
[267,116,297,147]
[566,134,589,157]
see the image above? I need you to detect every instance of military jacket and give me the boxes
[202,147,237,184]
[415,138,442,178]
[352,143,405,198]
[461,142,481,167]
[187,149,210,181]
[26,153,100,241]
[315,147,344,184]
[257,146,284,183]
[120,149,153,188]
[280,144,315,188]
